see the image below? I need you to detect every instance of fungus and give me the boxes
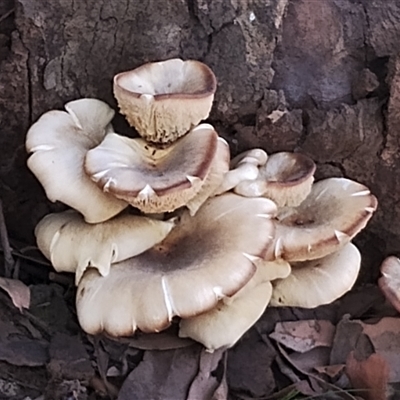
[76,193,277,336]
[26,98,128,223]
[269,178,378,261]
[114,58,217,143]
[35,210,176,285]
[234,152,316,207]
[178,258,290,351]
[179,265,273,351]
[378,256,400,312]
[270,242,361,308]
[85,124,228,214]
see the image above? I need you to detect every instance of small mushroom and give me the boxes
[378,256,400,312]
[179,265,273,351]
[230,148,268,168]
[234,152,316,207]
[178,258,289,351]
[85,124,228,214]
[269,177,378,261]
[270,242,361,308]
[114,58,217,143]
[26,99,128,223]
[76,193,277,336]
[35,210,176,285]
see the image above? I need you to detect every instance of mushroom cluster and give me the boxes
[26,58,378,352]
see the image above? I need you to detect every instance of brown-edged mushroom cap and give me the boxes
[269,177,378,262]
[35,210,176,285]
[85,124,226,214]
[378,256,400,313]
[179,265,273,351]
[234,152,316,207]
[114,58,217,143]
[270,242,361,308]
[26,99,128,223]
[76,193,277,336]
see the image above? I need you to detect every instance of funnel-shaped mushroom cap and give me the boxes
[35,210,176,285]
[270,178,378,262]
[378,256,400,312]
[26,99,128,223]
[85,124,226,214]
[114,58,217,143]
[270,242,361,308]
[234,152,316,207]
[179,265,273,351]
[76,193,277,336]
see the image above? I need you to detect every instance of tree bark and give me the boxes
[1,0,399,277]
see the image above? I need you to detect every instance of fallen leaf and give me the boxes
[227,329,276,398]
[269,320,335,353]
[0,338,48,366]
[361,317,400,382]
[118,345,202,400]
[346,351,389,400]
[315,364,346,379]
[289,347,331,374]
[187,348,226,400]
[0,277,30,311]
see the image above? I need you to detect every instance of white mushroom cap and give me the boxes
[35,210,176,285]
[269,177,378,261]
[114,59,217,143]
[26,99,128,223]
[179,264,273,351]
[85,124,226,214]
[378,256,400,312]
[215,149,268,195]
[230,148,268,168]
[76,193,277,336]
[270,242,361,308]
[234,152,316,207]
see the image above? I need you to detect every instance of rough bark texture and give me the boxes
[1,0,400,279]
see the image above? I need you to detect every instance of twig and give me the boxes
[0,199,15,278]
[0,8,15,23]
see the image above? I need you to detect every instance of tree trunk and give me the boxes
[1,0,399,278]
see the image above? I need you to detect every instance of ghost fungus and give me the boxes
[35,210,176,285]
[270,243,361,308]
[269,178,378,261]
[26,98,128,223]
[76,193,277,336]
[114,58,217,143]
[85,124,228,214]
[378,256,400,313]
[234,152,316,207]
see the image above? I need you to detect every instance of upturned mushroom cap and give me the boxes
[269,177,378,261]
[234,152,316,207]
[35,210,176,285]
[270,242,361,308]
[179,265,273,351]
[378,256,400,312]
[85,124,226,214]
[114,58,217,143]
[26,99,128,223]
[76,193,277,336]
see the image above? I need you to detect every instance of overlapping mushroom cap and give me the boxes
[178,259,290,351]
[35,210,176,285]
[85,124,229,214]
[270,178,378,261]
[270,243,361,308]
[114,58,217,143]
[76,193,277,336]
[378,256,400,312]
[234,152,316,207]
[26,99,128,223]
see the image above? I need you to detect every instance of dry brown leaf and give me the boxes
[269,320,335,353]
[346,351,389,400]
[314,364,346,378]
[0,277,30,311]
[361,317,400,383]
